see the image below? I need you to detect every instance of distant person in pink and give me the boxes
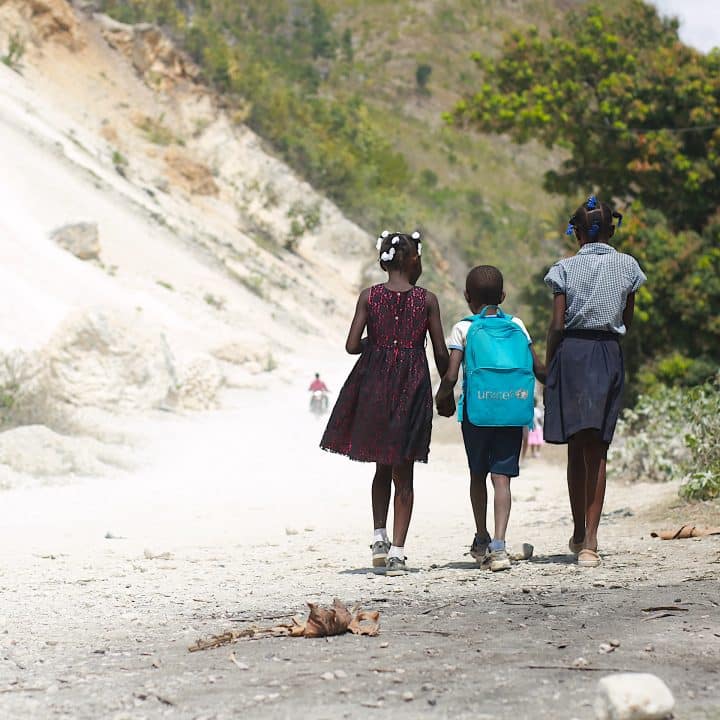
[527,404,544,458]
[309,373,329,393]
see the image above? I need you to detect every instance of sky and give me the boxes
[650,0,720,52]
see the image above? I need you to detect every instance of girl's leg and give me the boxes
[469,472,489,537]
[390,462,414,547]
[372,464,392,530]
[490,473,512,542]
[567,435,587,545]
[583,432,608,551]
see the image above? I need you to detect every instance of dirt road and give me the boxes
[1,377,719,719]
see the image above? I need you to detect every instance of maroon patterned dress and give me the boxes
[320,284,433,465]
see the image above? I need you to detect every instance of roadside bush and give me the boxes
[610,385,691,484]
[610,375,720,501]
[1,32,25,71]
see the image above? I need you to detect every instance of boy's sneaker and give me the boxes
[483,547,512,572]
[385,555,407,576]
[371,540,391,568]
[470,533,491,562]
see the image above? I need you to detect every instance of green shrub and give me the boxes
[610,385,691,484]
[2,32,25,71]
[610,375,720,501]
[112,150,128,167]
[415,63,432,93]
[137,115,176,146]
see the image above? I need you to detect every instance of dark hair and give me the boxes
[566,195,623,241]
[377,231,421,272]
[315,373,319,378]
[466,265,504,306]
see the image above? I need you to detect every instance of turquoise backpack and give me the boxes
[458,307,534,427]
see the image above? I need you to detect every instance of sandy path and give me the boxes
[1,373,719,719]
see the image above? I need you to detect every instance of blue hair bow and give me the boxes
[586,195,598,210]
[589,221,601,238]
[565,222,575,236]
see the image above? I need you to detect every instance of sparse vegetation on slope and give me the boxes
[97,0,572,322]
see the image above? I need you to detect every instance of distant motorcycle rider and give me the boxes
[309,373,329,411]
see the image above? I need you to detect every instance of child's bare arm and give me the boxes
[545,293,566,365]
[427,291,450,377]
[435,349,463,417]
[531,345,546,384]
[623,292,636,331]
[345,289,370,354]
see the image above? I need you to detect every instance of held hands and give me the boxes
[435,392,456,418]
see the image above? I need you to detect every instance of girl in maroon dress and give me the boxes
[321,230,449,575]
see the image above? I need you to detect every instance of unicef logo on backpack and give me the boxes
[476,389,530,401]
[460,309,535,428]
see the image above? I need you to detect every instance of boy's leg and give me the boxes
[582,431,608,551]
[490,473,512,542]
[482,428,521,572]
[372,464,392,530]
[567,434,587,546]
[390,462,414,548]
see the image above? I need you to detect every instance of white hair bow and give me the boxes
[380,247,396,262]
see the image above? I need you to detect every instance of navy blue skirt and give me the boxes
[543,330,624,445]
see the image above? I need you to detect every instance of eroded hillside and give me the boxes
[0,0,372,481]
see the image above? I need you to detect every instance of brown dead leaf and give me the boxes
[349,610,381,636]
[651,525,720,540]
[304,598,353,638]
[188,600,380,651]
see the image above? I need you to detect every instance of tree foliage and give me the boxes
[452,1,720,232]
[458,0,720,393]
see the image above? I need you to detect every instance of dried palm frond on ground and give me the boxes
[651,524,720,540]
[188,599,380,652]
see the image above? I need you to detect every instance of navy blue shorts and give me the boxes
[461,422,523,478]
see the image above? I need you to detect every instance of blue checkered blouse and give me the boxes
[544,243,647,335]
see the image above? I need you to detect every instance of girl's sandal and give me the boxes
[568,537,584,555]
[577,548,601,568]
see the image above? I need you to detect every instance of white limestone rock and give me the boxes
[50,222,101,261]
[595,673,675,720]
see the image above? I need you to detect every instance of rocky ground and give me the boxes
[1,377,719,720]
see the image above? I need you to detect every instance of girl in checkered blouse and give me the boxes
[543,196,646,568]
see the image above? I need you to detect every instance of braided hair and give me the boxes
[566,195,623,242]
[376,230,422,272]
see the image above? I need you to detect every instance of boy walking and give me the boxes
[436,266,545,571]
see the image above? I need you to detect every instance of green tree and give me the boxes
[451,1,720,232]
[415,63,432,94]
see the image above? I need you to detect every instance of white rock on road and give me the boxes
[595,673,675,720]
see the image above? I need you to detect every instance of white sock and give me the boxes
[388,544,404,559]
[373,528,389,543]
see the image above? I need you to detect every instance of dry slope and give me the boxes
[0,0,371,481]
